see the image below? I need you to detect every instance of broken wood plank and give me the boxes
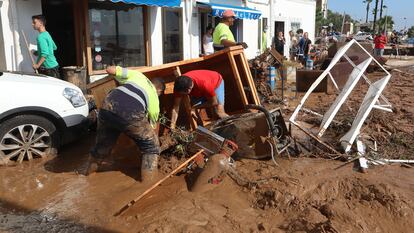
[291,121,342,156]
[227,51,249,106]
[269,48,284,65]
[239,53,261,105]
[114,149,205,217]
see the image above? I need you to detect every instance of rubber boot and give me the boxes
[215,105,229,119]
[84,155,104,176]
[140,154,159,183]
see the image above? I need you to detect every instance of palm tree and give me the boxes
[364,0,372,23]
[378,15,394,31]
[373,0,379,32]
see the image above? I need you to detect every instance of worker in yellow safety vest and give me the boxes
[84,66,165,182]
[213,10,248,51]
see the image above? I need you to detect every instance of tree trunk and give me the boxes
[373,0,379,33]
[379,0,384,19]
[365,2,370,23]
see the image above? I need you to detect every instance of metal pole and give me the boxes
[404,17,407,31]
[384,8,388,33]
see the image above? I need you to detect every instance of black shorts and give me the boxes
[39,66,61,79]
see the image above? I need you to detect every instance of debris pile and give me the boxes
[289,39,414,171]
[289,40,384,164]
[248,48,285,103]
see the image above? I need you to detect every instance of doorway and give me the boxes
[274,21,285,37]
[230,19,242,42]
[213,17,243,42]
[199,11,214,55]
[258,17,268,52]
[41,0,77,67]
[162,8,183,63]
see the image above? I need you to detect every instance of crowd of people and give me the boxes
[199,11,313,65]
[270,29,313,64]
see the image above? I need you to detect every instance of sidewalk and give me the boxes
[385,56,414,67]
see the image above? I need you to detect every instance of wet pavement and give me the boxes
[0,134,159,233]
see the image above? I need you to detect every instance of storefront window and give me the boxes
[88,1,146,71]
[291,22,301,34]
[162,8,183,63]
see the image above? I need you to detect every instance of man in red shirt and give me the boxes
[169,70,228,129]
[374,32,387,57]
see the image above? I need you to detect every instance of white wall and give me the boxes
[182,0,200,60]
[0,0,42,72]
[15,0,42,72]
[148,6,163,66]
[272,0,316,56]
[242,19,259,58]
[244,1,270,58]
[0,0,18,71]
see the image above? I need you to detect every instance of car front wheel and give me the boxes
[0,115,59,165]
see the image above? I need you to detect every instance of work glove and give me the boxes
[237,42,248,49]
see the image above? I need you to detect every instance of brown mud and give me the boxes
[286,65,414,159]
[1,66,414,232]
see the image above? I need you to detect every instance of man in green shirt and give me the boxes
[32,15,60,78]
[213,10,247,51]
[262,26,268,52]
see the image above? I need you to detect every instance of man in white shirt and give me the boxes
[203,26,214,55]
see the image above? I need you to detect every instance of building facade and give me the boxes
[272,0,317,56]
[0,0,316,80]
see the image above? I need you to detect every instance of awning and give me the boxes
[197,2,261,20]
[109,0,181,7]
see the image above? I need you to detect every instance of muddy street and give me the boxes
[1,135,414,232]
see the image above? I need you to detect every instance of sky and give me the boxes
[328,0,414,30]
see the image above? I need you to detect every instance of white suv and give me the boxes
[0,71,89,165]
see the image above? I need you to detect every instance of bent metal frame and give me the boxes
[289,39,392,154]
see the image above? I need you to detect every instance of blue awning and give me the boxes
[109,0,181,7]
[197,2,261,20]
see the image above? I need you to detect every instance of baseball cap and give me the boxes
[223,10,236,18]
